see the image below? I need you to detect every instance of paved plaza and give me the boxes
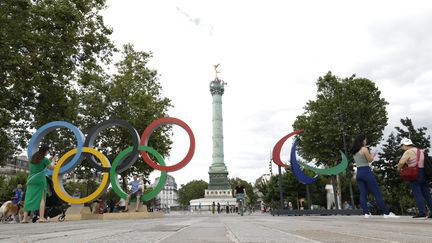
[1,213,432,243]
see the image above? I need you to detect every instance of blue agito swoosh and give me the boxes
[290,138,319,184]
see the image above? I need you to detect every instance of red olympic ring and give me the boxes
[140,117,195,172]
[272,129,304,169]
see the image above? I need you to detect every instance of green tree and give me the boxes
[293,71,388,205]
[0,0,114,164]
[78,44,173,189]
[63,180,88,198]
[0,176,6,203]
[63,179,99,200]
[293,71,388,165]
[229,177,257,206]
[177,180,208,206]
[0,1,175,202]
[258,170,329,210]
[375,118,430,214]
[254,174,270,205]
[0,172,28,203]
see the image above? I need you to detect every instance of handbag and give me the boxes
[400,148,420,181]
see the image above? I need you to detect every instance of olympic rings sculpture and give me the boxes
[27,117,195,204]
[272,129,348,184]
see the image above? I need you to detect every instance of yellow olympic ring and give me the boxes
[52,147,110,204]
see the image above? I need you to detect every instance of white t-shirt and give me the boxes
[138,179,144,191]
[325,184,334,194]
[119,198,126,207]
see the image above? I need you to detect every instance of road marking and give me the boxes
[326,230,400,243]
[257,224,323,243]
[259,222,401,243]
[224,224,240,243]
[153,224,191,243]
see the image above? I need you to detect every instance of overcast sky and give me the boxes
[102,0,432,187]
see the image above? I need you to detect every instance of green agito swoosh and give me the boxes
[297,151,348,175]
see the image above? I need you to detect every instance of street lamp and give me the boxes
[337,107,355,208]
[269,159,273,175]
[278,165,284,210]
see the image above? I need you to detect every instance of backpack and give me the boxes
[423,152,432,181]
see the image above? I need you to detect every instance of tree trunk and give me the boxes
[121,172,128,191]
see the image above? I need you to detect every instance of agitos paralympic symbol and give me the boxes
[272,129,348,184]
[27,117,195,204]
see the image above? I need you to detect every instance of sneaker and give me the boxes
[384,212,400,219]
[412,214,426,219]
[364,213,372,219]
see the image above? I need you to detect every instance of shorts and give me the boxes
[128,190,142,199]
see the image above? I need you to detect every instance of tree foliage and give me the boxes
[77,44,173,188]
[255,170,329,210]
[292,72,388,206]
[0,0,114,164]
[0,172,27,203]
[293,72,388,166]
[177,180,208,206]
[0,1,173,184]
[229,177,257,205]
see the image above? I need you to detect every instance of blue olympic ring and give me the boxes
[27,121,85,175]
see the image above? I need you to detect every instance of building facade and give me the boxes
[152,174,178,208]
[0,156,29,177]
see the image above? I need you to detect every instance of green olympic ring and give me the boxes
[110,146,167,202]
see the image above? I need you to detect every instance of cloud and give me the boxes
[345,10,432,144]
[176,6,201,26]
[103,0,432,187]
[175,6,213,36]
[356,11,432,85]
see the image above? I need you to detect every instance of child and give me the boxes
[138,176,145,192]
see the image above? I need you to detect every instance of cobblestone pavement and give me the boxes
[1,213,432,242]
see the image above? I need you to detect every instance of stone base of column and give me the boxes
[204,189,232,198]
[208,172,230,190]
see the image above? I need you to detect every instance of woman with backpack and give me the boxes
[397,138,432,218]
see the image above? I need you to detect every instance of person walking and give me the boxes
[217,202,221,214]
[350,134,399,219]
[260,201,265,213]
[22,144,56,223]
[325,178,335,210]
[211,202,215,214]
[397,138,432,218]
[235,182,246,214]
[198,202,201,214]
